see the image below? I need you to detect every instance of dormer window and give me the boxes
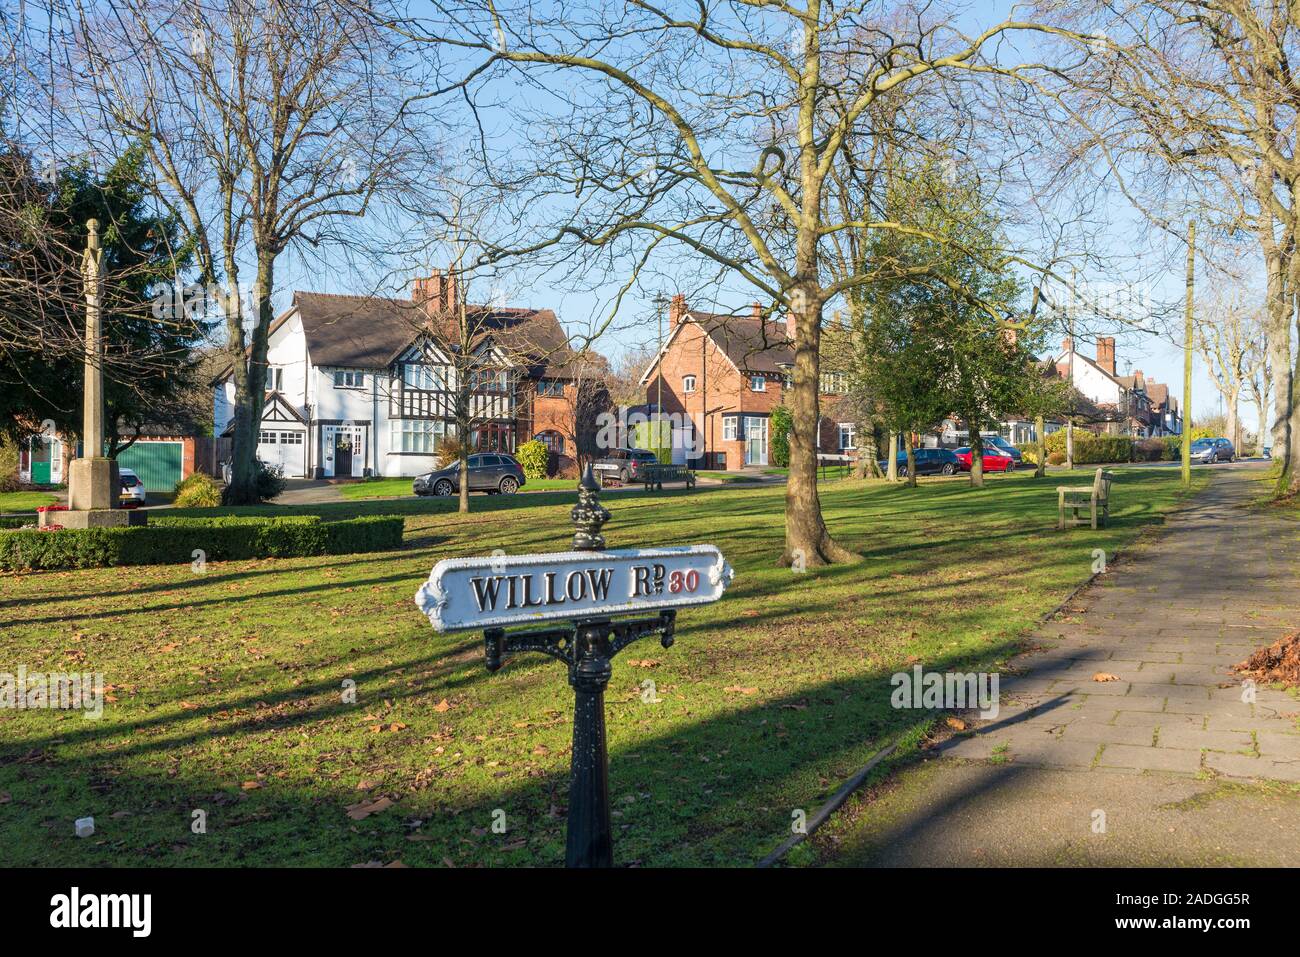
[749,375,766,392]
[682,375,696,393]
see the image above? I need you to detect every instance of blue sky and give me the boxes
[173,1,1255,435]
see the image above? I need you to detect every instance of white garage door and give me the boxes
[257,429,306,477]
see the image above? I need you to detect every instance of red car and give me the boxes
[953,446,1016,473]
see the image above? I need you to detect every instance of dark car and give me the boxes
[413,452,526,496]
[984,436,1023,463]
[877,447,960,477]
[1190,437,1234,464]
[593,448,659,484]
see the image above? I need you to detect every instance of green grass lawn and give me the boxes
[0,490,57,512]
[0,467,1205,867]
[338,476,580,500]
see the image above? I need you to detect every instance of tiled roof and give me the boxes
[292,291,574,374]
[690,311,793,374]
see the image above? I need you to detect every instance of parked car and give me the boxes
[119,467,147,508]
[984,435,1023,463]
[953,446,1017,473]
[877,447,960,477]
[1190,437,1234,464]
[593,448,660,484]
[413,452,526,496]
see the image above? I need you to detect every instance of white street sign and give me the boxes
[415,545,733,632]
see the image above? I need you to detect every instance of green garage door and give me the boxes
[115,442,183,492]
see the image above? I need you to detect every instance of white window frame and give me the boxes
[334,370,365,389]
[389,418,446,454]
[682,375,696,393]
[749,375,766,392]
[838,422,856,450]
[722,416,738,441]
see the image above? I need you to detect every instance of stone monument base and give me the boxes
[68,457,119,511]
[40,509,147,529]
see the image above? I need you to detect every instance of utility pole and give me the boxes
[1067,267,1077,471]
[1182,220,1196,488]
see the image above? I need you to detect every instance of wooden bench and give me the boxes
[642,463,696,491]
[1058,468,1114,530]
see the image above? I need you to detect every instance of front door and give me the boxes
[334,431,354,477]
[744,416,768,467]
[31,437,53,484]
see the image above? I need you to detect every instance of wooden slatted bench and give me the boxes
[1058,467,1114,530]
[642,463,696,491]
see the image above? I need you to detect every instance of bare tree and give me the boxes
[69,0,434,503]
[382,2,1093,565]
[1032,0,1300,491]
[1196,292,1267,454]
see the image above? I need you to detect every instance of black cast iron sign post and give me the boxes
[415,466,732,867]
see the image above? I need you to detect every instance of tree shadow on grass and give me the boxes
[0,630,1038,868]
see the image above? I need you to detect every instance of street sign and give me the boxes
[415,545,733,632]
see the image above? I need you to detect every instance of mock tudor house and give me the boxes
[639,295,853,469]
[1052,336,1181,437]
[212,273,583,479]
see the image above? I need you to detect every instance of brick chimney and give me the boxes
[1096,336,1116,376]
[751,301,762,321]
[412,267,459,314]
[1062,335,1073,353]
[669,293,688,325]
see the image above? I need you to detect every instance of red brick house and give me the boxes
[640,295,854,469]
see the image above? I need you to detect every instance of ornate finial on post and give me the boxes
[571,464,610,552]
[86,218,100,249]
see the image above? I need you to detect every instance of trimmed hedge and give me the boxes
[0,514,405,571]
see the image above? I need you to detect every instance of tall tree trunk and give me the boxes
[1034,414,1047,478]
[969,420,985,488]
[1226,388,1241,456]
[904,431,917,488]
[1265,246,1295,491]
[782,283,857,566]
[456,396,470,514]
[223,255,274,506]
[886,430,898,482]
[856,424,882,479]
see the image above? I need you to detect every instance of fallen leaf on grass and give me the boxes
[346,797,393,820]
[433,699,452,713]
[241,781,262,790]
[179,701,198,710]
[1092,672,1121,682]
[627,660,659,668]
[724,685,759,695]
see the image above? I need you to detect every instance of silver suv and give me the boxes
[1190,438,1234,464]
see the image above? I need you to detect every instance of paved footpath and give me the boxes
[833,465,1300,866]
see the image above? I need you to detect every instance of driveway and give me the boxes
[828,463,1300,866]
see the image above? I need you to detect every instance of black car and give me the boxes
[877,447,960,477]
[413,452,527,496]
